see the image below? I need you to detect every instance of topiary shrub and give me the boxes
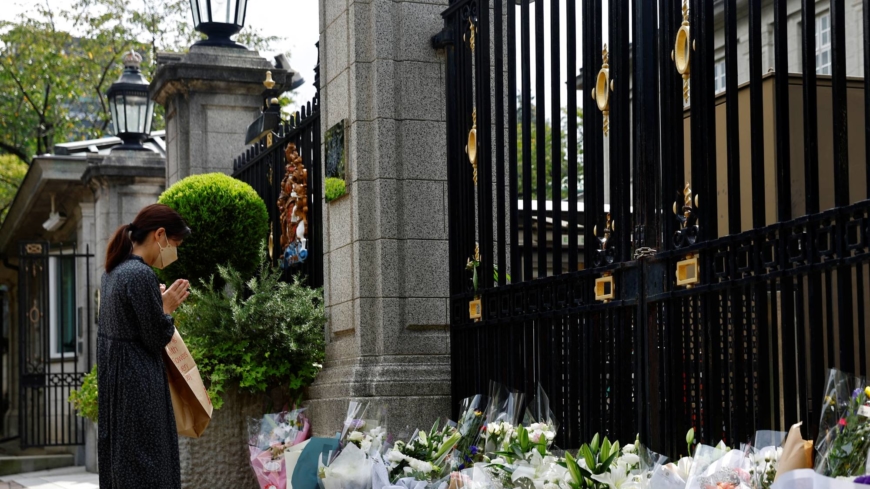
[325,177,347,202]
[157,173,268,286]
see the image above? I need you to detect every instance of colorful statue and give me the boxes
[277,143,309,268]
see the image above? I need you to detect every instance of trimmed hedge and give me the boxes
[157,173,268,286]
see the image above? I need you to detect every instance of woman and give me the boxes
[98,203,191,488]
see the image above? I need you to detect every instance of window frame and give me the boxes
[816,12,831,75]
[714,59,727,94]
[48,253,77,360]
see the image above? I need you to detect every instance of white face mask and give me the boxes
[155,234,178,269]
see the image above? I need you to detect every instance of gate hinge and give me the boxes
[431,23,454,50]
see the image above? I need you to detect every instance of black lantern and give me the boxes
[189,0,248,49]
[107,51,154,151]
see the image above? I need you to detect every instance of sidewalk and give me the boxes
[0,467,98,488]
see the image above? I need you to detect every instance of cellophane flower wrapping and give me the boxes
[684,443,752,489]
[319,401,389,489]
[251,445,288,489]
[483,382,525,455]
[748,430,786,489]
[453,395,489,470]
[319,443,373,489]
[248,409,312,489]
[814,368,870,478]
[631,441,668,489]
[522,384,559,451]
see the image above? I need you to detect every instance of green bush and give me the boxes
[174,250,326,409]
[68,364,98,424]
[325,177,347,202]
[157,173,268,285]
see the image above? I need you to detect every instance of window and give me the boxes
[714,60,727,93]
[48,255,76,357]
[816,13,831,75]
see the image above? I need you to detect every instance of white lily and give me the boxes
[591,461,632,489]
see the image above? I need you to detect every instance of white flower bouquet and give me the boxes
[319,400,389,489]
[384,421,462,484]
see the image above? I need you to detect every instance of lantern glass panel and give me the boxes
[112,94,127,134]
[236,0,247,25]
[210,0,232,23]
[110,98,120,135]
[123,93,149,134]
[190,0,201,26]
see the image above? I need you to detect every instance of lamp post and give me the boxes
[107,51,154,151]
[189,0,249,49]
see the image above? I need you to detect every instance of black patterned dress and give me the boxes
[97,254,180,489]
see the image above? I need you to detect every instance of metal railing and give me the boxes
[232,96,323,288]
[435,0,870,456]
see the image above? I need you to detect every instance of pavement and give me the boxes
[0,467,98,488]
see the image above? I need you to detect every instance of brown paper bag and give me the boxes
[163,328,213,438]
[775,421,814,480]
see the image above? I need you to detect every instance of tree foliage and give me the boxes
[0,0,281,164]
[0,155,27,222]
[516,97,584,201]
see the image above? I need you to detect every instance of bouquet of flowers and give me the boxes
[482,382,525,456]
[453,395,489,470]
[248,409,311,489]
[385,420,462,483]
[684,442,751,489]
[319,401,388,489]
[815,369,870,478]
[746,430,786,489]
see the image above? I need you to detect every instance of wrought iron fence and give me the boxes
[435,0,870,456]
[232,95,323,288]
[18,241,92,447]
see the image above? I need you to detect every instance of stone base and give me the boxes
[178,384,279,489]
[305,354,451,437]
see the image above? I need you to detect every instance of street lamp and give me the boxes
[107,51,154,151]
[189,0,249,49]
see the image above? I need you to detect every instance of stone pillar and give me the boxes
[306,0,452,434]
[150,47,290,186]
[82,149,166,473]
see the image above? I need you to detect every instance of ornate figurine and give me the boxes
[593,213,617,267]
[673,182,699,249]
[277,143,309,268]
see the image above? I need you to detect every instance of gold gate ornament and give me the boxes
[595,272,615,302]
[672,0,691,102]
[590,44,611,136]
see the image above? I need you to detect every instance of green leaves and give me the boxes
[68,364,98,423]
[174,250,326,409]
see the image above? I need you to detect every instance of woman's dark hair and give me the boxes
[105,203,191,273]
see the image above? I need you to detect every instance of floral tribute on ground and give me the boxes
[251,368,870,488]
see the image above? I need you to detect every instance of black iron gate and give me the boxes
[232,57,323,288]
[19,241,92,447]
[435,0,870,457]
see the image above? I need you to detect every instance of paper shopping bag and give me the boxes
[164,328,213,438]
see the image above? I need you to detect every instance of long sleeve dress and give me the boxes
[97,254,181,489]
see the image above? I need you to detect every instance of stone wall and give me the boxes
[306,0,452,435]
